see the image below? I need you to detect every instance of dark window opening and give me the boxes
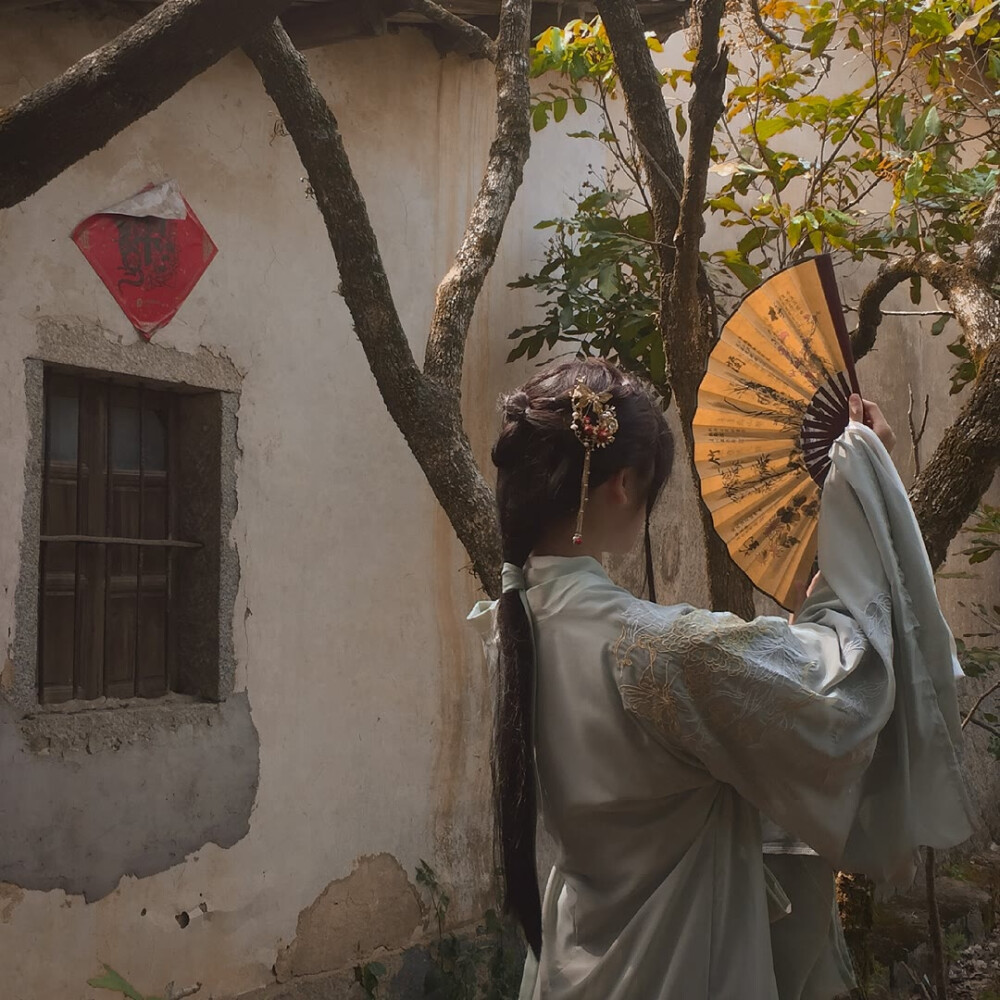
[38,372,211,704]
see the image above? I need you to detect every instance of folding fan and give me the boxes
[693,255,861,610]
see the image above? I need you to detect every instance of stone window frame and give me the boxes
[6,321,241,720]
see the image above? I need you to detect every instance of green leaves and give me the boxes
[88,966,157,1000]
[506,177,665,391]
[947,338,979,394]
[802,18,837,58]
[907,104,942,152]
[531,19,617,90]
[752,117,795,141]
[354,961,387,999]
[715,249,762,289]
[963,505,1000,564]
[515,2,999,403]
[709,195,744,214]
[675,104,687,140]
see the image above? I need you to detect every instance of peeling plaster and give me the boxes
[0,882,24,923]
[274,854,424,981]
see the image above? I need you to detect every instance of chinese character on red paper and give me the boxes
[72,180,217,340]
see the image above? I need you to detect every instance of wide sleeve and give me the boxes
[613,588,894,869]
[614,420,975,883]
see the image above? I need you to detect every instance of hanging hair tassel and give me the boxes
[573,448,592,546]
[569,379,619,545]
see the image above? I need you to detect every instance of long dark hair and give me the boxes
[490,358,673,956]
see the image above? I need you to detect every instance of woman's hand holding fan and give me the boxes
[693,255,895,610]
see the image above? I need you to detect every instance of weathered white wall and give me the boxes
[0,9,589,999]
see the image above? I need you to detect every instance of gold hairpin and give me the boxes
[569,380,618,545]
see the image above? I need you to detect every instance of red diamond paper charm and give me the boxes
[72,180,217,340]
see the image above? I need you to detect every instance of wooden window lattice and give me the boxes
[38,373,195,703]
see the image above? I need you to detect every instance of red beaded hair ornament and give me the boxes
[569,379,619,545]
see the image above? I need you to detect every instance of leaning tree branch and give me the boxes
[850,234,1000,573]
[422,0,532,390]
[600,0,754,618]
[0,0,294,210]
[408,0,497,60]
[912,343,1000,572]
[244,24,417,397]
[962,678,1000,730]
[748,0,811,52]
[668,0,754,620]
[965,713,1000,740]
[245,20,507,596]
[853,253,1000,361]
[967,186,1000,286]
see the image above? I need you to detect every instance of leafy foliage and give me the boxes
[511,4,999,390]
[507,176,665,388]
[415,861,523,1000]
[354,961,387,999]
[953,506,1000,685]
[88,966,161,1000]
[962,503,1000,563]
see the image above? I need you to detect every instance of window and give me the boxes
[38,372,221,704]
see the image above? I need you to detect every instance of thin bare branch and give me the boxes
[748,0,811,53]
[423,0,532,390]
[906,385,929,477]
[800,57,908,218]
[0,0,294,210]
[630,135,683,205]
[925,846,948,1000]
[965,714,1000,740]
[879,310,953,317]
[245,20,503,595]
[408,0,497,60]
[962,678,1000,730]
[853,254,1000,361]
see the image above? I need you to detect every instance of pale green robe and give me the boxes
[469,422,973,1000]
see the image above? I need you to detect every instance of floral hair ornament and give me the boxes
[569,379,619,545]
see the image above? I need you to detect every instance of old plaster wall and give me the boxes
[0,8,603,1000]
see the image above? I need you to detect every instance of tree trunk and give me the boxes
[422,0,532,391]
[0,0,295,209]
[911,343,1000,572]
[599,0,755,618]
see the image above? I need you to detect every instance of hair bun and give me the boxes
[502,391,531,423]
